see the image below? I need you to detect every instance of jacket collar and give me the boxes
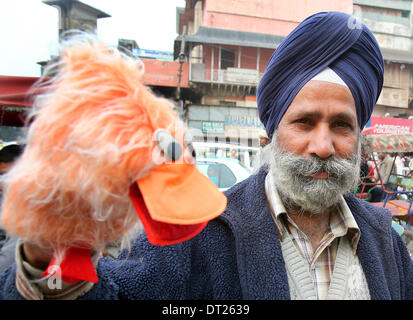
[221,166,290,299]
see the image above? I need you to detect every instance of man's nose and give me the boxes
[307,126,335,159]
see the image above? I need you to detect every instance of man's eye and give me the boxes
[333,121,353,129]
[294,118,310,125]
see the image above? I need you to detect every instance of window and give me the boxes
[217,163,237,188]
[196,162,237,189]
[221,48,235,70]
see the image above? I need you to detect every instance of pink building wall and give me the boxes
[141,59,189,88]
[202,0,353,36]
[187,0,354,83]
[203,45,274,74]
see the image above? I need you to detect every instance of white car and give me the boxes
[196,157,252,191]
[192,141,259,170]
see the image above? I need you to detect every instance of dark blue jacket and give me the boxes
[1,167,413,300]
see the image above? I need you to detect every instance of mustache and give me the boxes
[279,152,357,181]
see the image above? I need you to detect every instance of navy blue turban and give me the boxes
[257,11,384,139]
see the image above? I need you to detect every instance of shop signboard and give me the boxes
[362,116,413,135]
[202,121,225,134]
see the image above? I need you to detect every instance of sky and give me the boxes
[0,0,186,77]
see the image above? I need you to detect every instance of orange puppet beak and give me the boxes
[129,162,227,245]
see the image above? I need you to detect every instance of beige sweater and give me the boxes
[280,231,371,300]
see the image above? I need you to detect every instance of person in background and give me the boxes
[258,129,270,149]
[0,143,24,241]
[229,148,238,160]
[376,152,396,184]
[0,143,23,182]
[252,129,272,172]
[401,154,411,177]
[358,148,385,202]
[207,164,220,187]
[0,142,24,273]
[409,154,413,176]
[357,147,374,192]
[394,153,404,176]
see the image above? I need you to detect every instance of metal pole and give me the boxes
[176,25,187,108]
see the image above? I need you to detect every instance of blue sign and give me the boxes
[133,48,174,61]
[225,115,264,129]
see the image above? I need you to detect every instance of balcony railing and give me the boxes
[190,64,264,86]
[378,86,410,108]
[359,11,410,26]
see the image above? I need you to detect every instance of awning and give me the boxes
[0,75,41,107]
[0,75,43,127]
[174,27,284,60]
[364,133,413,153]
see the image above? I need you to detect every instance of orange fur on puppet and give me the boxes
[0,37,190,253]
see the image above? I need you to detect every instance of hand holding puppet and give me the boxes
[1,35,227,284]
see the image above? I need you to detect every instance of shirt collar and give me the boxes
[264,171,361,254]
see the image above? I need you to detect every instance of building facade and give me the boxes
[175,0,413,144]
[4,1,413,144]
[175,0,354,144]
[353,0,413,118]
[0,1,189,142]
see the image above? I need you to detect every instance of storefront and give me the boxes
[187,104,264,147]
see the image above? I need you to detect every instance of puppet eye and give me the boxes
[184,132,196,159]
[154,129,182,161]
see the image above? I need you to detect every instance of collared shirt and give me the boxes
[265,172,361,300]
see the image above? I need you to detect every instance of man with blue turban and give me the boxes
[1,12,413,300]
[252,11,413,299]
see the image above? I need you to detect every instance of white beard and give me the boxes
[267,132,361,214]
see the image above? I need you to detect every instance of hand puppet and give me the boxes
[0,35,227,284]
